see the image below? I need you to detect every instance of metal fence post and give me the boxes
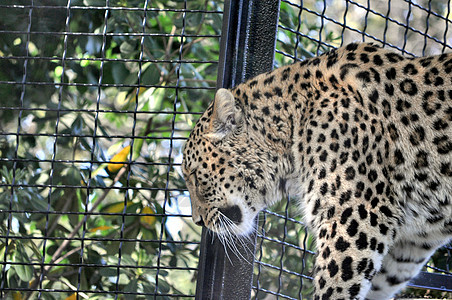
[195,0,281,299]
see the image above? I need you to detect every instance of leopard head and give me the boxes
[182,88,289,237]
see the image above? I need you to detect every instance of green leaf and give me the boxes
[26,240,43,261]
[71,115,84,136]
[120,254,136,267]
[141,63,160,85]
[14,263,33,282]
[99,267,118,277]
[7,267,19,291]
[142,282,156,300]
[120,40,137,56]
[83,0,106,7]
[112,62,130,84]
[14,244,33,282]
[124,278,138,300]
[186,13,203,28]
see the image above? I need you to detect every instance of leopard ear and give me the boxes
[207,88,242,141]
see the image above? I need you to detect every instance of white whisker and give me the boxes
[211,211,257,265]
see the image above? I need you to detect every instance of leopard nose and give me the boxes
[193,216,205,227]
[219,205,242,224]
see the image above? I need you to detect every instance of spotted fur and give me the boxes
[182,43,452,299]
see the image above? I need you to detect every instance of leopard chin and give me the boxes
[205,204,259,237]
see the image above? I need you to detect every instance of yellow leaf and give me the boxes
[64,293,77,300]
[107,145,131,173]
[28,278,36,288]
[105,201,134,213]
[89,225,113,232]
[118,87,147,107]
[12,291,22,300]
[135,87,148,97]
[126,87,147,102]
[140,206,156,228]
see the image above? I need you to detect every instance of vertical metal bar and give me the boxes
[196,0,280,299]
[216,0,281,87]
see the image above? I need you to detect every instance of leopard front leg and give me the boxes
[366,238,445,300]
[311,210,395,300]
[304,168,400,299]
[298,111,402,299]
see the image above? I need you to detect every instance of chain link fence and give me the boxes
[0,0,222,298]
[253,1,452,299]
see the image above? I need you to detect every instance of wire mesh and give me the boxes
[0,0,222,298]
[252,0,452,299]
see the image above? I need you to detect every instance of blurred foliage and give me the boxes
[0,0,222,298]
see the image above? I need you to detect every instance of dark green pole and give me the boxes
[195,0,281,299]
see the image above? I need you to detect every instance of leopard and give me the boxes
[182,42,452,300]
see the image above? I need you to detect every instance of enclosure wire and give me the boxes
[293,0,304,62]
[282,0,452,54]
[0,55,218,64]
[316,0,327,55]
[254,260,313,281]
[340,0,349,47]
[402,1,412,52]
[0,132,190,140]
[0,1,222,298]
[75,0,109,298]
[154,1,187,298]
[276,197,291,299]
[35,0,72,297]
[0,158,185,169]
[2,287,195,298]
[0,234,197,244]
[443,0,451,53]
[382,0,391,47]
[253,285,299,300]
[0,106,204,115]
[401,0,450,21]
[0,183,188,192]
[361,0,370,43]
[0,30,218,39]
[253,211,267,299]
[279,3,412,55]
[1,260,197,271]
[113,0,149,297]
[0,0,34,298]
[256,233,315,255]
[258,1,452,299]
[425,264,452,275]
[346,0,451,43]
[422,0,433,56]
[0,80,216,90]
[0,4,222,14]
[2,0,452,298]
